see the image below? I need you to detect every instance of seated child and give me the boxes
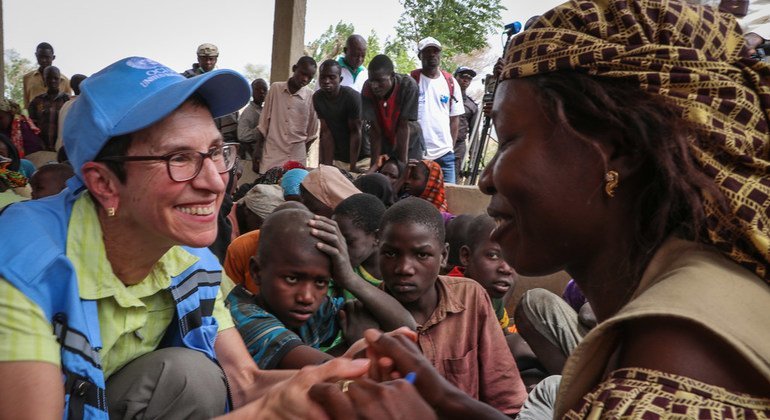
[454,214,515,330]
[443,214,474,274]
[225,201,307,294]
[452,214,548,389]
[378,197,527,415]
[29,163,74,199]
[227,207,415,369]
[403,160,448,212]
[332,193,386,300]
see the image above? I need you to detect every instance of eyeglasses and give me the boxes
[99,143,238,182]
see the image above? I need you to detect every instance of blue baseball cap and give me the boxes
[64,56,250,189]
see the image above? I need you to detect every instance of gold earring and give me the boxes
[604,170,619,198]
[107,207,117,217]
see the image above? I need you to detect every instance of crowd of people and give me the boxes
[1,0,770,418]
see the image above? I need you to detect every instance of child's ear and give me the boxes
[249,255,262,286]
[373,229,381,247]
[440,242,449,267]
[459,245,471,267]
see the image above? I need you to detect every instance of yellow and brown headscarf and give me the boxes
[502,0,770,281]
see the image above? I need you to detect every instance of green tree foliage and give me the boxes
[4,49,34,106]
[383,38,417,74]
[305,21,355,64]
[364,31,382,67]
[394,0,505,69]
[242,63,269,83]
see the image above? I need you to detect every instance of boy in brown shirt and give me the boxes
[377,197,527,415]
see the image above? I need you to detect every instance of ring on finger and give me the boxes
[337,379,355,392]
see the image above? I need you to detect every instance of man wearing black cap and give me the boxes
[453,67,479,181]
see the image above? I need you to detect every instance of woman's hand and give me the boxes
[218,358,371,420]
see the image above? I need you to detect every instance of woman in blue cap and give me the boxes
[0,56,372,419]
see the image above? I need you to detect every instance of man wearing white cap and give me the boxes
[410,37,464,184]
[184,43,239,142]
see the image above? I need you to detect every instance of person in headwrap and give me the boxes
[281,168,310,201]
[306,0,770,418]
[0,98,43,158]
[403,159,448,212]
[236,184,286,233]
[353,172,396,207]
[300,164,360,217]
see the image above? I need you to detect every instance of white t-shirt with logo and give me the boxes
[417,72,464,160]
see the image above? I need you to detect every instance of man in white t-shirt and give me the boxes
[410,37,463,184]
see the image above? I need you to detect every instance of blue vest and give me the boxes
[0,188,225,419]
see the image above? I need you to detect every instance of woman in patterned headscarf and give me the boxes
[306,0,770,418]
[477,0,770,417]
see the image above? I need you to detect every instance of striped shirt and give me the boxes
[228,284,343,369]
[0,193,234,378]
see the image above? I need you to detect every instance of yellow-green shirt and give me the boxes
[0,193,234,378]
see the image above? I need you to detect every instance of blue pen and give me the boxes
[404,371,417,384]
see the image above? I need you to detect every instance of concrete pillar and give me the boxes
[269,0,306,84]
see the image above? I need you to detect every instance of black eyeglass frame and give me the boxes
[98,142,239,182]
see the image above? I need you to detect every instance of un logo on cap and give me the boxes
[125,58,164,70]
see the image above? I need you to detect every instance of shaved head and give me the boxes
[257,208,320,265]
[273,201,308,213]
[346,34,366,49]
[344,34,367,69]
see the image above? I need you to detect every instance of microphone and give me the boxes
[504,21,522,36]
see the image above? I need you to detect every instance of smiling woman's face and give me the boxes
[112,102,228,249]
[478,79,610,277]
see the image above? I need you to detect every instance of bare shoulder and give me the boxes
[619,317,770,397]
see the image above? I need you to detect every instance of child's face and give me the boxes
[333,215,377,268]
[404,163,428,197]
[252,236,332,329]
[463,238,516,300]
[30,171,67,200]
[44,70,60,93]
[380,221,446,305]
